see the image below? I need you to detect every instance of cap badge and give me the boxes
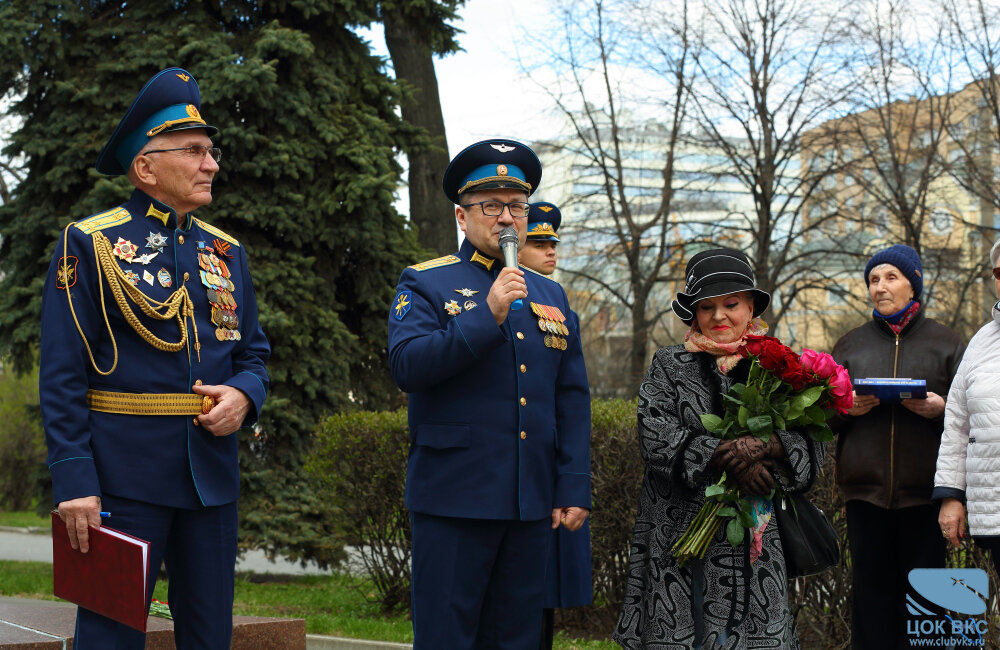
[490,143,516,153]
[176,73,191,82]
[186,104,201,119]
[496,164,508,176]
[538,205,554,213]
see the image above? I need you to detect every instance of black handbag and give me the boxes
[774,490,840,577]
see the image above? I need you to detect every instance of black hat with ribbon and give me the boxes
[671,248,770,325]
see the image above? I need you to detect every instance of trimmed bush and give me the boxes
[307,409,411,614]
[0,366,47,511]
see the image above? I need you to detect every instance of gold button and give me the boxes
[516,332,524,340]
[520,364,526,373]
[178,235,185,245]
[195,379,203,386]
[520,431,527,439]
[183,272,190,281]
[520,397,526,406]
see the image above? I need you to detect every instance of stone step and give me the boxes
[0,597,305,649]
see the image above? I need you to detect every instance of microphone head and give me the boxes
[498,226,519,249]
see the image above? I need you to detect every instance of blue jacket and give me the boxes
[40,188,270,509]
[388,239,591,521]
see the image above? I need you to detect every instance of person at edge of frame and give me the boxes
[40,67,270,649]
[519,201,594,650]
[387,140,592,649]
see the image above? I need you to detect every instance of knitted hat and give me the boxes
[864,244,922,300]
[671,248,770,326]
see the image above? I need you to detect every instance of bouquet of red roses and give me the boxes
[671,335,852,565]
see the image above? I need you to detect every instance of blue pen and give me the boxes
[99,512,111,517]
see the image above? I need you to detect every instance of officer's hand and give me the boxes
[551,506,589,532]
[192,384,250,437]
[487,267,527,325]
[902,391,945,419]
[57,496,101,553]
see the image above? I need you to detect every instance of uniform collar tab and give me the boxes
[460,239,499,271]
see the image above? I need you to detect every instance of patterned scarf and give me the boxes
[874,300,920,334]
[684,317,769,374]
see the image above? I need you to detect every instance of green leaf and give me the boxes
[798,385,825,408]
[727,519,745,546]
[705,484,726,498]
[701,414,724,432]
[738,405,749,428]
[718,507,738,517]
[809,425,835,442]
[737,509,756,528]
[806,404,827,425]
[747,415,773,437]
[730,383,747,398]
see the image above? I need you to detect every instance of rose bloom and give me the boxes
[799,349,838,380]
[829,365,854,414]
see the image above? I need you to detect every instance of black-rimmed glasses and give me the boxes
[141,145,222,162]
[460,200,530,218]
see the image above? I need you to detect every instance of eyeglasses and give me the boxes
[993,267,1000,281]
[460,200,530,218]
[141,145,222,162]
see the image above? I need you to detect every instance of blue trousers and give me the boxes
[72,494,238,650]
[410,513,551,649]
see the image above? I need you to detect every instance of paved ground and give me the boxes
[0,527,332,575]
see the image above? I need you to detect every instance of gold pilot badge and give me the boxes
[455,288,479,297]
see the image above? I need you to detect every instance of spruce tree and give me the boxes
[0,0,424,562]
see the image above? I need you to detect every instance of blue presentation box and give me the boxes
[853,378,927,402]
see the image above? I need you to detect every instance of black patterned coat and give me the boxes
[613,345,825,649]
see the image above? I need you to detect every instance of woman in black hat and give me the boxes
[614,248,825,649]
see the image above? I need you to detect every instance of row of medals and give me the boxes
[539,317,569,350]
[528,301,569,350]
[197,242,241,341]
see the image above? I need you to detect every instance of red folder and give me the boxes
[51,511,150,632]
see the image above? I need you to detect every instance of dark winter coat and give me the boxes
[614,345,826,649]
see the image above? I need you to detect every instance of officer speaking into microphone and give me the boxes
[388,139,592,648]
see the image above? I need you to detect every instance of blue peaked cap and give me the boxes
[526,202,561,241]
[443,139,542,204]
[96,68,217,176]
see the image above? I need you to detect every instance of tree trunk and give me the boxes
[629,300,650,394]
[383,10,457,256]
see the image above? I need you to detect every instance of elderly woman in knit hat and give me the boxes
[934,239,1000,572]
[614,248,826,649]
[832,244,966,650]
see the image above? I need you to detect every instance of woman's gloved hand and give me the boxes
[730,460,775,495]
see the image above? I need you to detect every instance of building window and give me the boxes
[930,209,953,234]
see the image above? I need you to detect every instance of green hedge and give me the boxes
[307,400,1000,642]
[0,366,47,511]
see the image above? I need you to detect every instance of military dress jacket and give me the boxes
[388,239,591,521]
[40,188,270,509]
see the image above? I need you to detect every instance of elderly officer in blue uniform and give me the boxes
[388,140,592,648]
[40,68,270,649]
[518,203,593,650]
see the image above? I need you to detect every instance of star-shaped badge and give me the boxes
[146,232,169,252]
[444,300,462,316]
[455,288,480,297]
[113,237,138,263]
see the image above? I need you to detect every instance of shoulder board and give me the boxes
[193,218,240,247]
[409,255,460,271]
[74,207,131,234]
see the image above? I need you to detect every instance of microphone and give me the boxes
[498,226,523,311]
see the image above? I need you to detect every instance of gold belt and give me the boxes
[86,389,213,416]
